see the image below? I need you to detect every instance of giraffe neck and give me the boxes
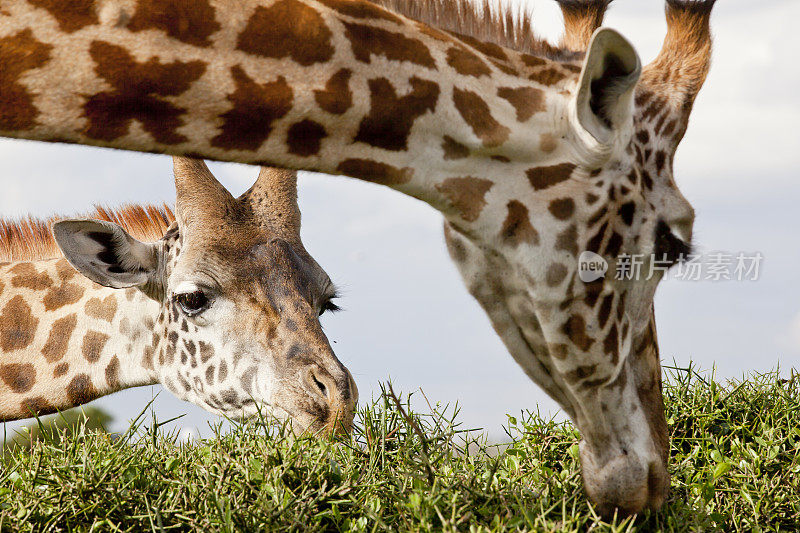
[0,258,159,421]
[0,0,578,229]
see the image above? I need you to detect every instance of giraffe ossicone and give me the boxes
[0,157,357,436]
[0,0,717,516]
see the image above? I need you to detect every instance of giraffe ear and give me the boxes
[574,28,641,145]
[53,219,159,289]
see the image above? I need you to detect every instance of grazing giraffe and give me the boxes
[0,0,715,515]
[0,157,357,435]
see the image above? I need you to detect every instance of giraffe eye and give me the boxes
[175,290,210,316]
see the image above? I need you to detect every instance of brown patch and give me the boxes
[10,263,53,290]
[128,0,221,47]
[452,88,510,147]
[546,263,568,287]
[446,47,491,78]
[199,341,215,364]
[337,159,413,186]
[105,356,120,388]
[521,54,547,68]
[565,363,598,383]
[343,22,435,68]
[526,163,576,191]
[29,0,98,32]
[435,177,493,222]
[42,281,85,311]
[550,343,569,360]
[561,314,594,352]
[317,0,402,23]
[529,67,568,86]
[55,259,78,280]
[355,77,439,151]
[66,374,98,406]
[539,133,557,153]
[41,314,78,362]
[20,396,54,416]
[0,296,38,352]
[500,200,539,247]
[0,363,35,393]
[0,30,53,131]
[211,67,293,151]
[218,360,228,381]
[548,198,575,220]
[53,362,69,378]
[450,32,507,61]
[205,365,215,385]
[442,136,469,160]
[597,293,614,328]
[287,119,327,156]
[603,323,619,364]
[314,69,353,115]
[82,331,110,363]
[84,41,206,144]
[497,86,545,122]
[555,224,579,256]
[237,0,334,66]
[85,295,118,322]
[491,155,511,163]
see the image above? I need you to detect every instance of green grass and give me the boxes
[1,365,798,532]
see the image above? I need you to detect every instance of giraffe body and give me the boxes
[0,159,357,435]
[0,0,717,515]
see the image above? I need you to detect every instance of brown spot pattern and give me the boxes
[0,30,53,131]
[128,0,221,47]
[452,88,510,147]
[66,374,98,406]
[343,22,435,68]
[287,119,327,156]
[451,33,507,61]
[555,224,579,256]
[29,0,98,32]
[548,198,575,220]
[0,363,35,393]
[211,67,293,151]
[562,314,594,352]
[20,396,54,416]
[41,314,78,362]
[82,331,109,363]
[446,47,491,78]
[105,356,121,388]
[547,263,568,286]
[317,0,402,23]
[42,281,85,311]
[355,77,439,151]
[237,0,334,66]
[500,201,539,246]
[53,362,69,378]
[497,86,545,122]
[539,133,557,153]
[435,177,493,222]
[85,295,117,322]
[10,263,53,290]
[84,41,206,144]
[337,159,412,186]
[0,296,38,352]
[442,136,469,160]
[529,67,568,86]
[314,68,353,115]
[526,163,576,191]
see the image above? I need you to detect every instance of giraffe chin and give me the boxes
[579,447,670,518]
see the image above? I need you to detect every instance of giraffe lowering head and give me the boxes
[0,0,715,515]
[0,158,357,436]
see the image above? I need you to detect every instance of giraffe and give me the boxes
[0,157,358,436]
[0,0,716,515]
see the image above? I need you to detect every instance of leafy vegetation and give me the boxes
[0,365,798,531]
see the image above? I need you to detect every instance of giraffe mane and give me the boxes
[0,204,175,262]
[371,0,576,59]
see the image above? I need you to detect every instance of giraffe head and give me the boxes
[440,0,713,515]
[53,157,357,435]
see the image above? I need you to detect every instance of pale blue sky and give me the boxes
[1,0,798,440]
